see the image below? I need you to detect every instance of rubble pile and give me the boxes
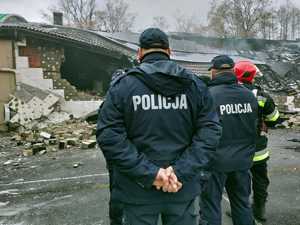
[240,42,300,95]
[11,119,97,157]
[255,64,300,95]
[4,83,102,132]
[266,44,300,64]
[5,83,61,129]
[272,95,300,128]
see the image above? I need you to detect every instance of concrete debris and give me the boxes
[3,160,13,165]
[288,115,300,127]
[23,149,33,157]
[0,201,10,207]
[73,162,82,168]
[288,138,300,143]
[59,140,67,150]
[40,132,52,139]
[38,150,47,155]
[4,83,102,131]
[6,118,98,157]
[240,43,300,95]
[81,140,96,149]
[66,138,78,146]
[32,143,46,155]
[6,83,60,129]
[272,94,300,118]
[8,86,60,128]
[276,114,300,129]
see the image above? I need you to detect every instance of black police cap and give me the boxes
[208,55,235,71]
[139,28,169,49]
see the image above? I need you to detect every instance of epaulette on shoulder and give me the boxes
[125,67,143,76]
[110,69,127,87]
[110,67,145,87]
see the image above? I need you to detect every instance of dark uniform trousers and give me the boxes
[200,170,255,225]
[251,161,270,204]
[108,168,124,225]
[123,199,197,225]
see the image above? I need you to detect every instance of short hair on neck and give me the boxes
[141,48,169,56]
[215,68,234,74]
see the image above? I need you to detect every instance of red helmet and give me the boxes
[234,60,258,83]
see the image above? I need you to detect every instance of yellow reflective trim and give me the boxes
[258,100,265,107]
[253,150,269,162]
[257,96,267,108]
[265,109,280,122]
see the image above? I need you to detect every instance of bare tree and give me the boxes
[290,7,300,40]
[41,0,97,28]
[208,0,272,38]
[259,11,273,39]
[207,0,230,37]
[277,2,291,40]
[174,11,195,33]
[173,10,205,33]
[152,16,170,31]
[95,0,135,33]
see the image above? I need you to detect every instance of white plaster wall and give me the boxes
[14,41,65,98]
[61,100,103,118]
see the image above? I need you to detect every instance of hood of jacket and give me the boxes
[209,71,238,87]
[130,53,194,97]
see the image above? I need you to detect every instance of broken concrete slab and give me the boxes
[7,83,60,128]
[66,138,78,146]
[32,143,46,155]
[40,132,51,139]
[38,150,47,155]
[58,140,67,150]
[81,140,96,149]
[23,149,33,157]
[60,100,102,119]
[3,160,14,166]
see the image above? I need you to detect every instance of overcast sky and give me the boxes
[1,0,300,31]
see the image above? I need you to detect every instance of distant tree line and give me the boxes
[42,0,300,40]
[42,0,135,33]
[207,0,300,40]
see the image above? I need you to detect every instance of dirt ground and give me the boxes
[0,128,299,225]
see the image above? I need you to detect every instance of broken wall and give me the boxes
[0,69,16,131]
[18,38,104,101]
[0,39,14,69]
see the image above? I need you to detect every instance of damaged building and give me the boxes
[0,13,299,131]
[0,13,135,130]
[0,14,134,99]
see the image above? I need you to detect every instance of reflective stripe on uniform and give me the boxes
[265,108,280,122]
[253,149,269,162]
[257,96,267,107]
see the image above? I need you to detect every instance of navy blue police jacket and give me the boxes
[96,53,222,204]
[208,72,258,172]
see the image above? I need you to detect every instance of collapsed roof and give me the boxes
[0,19,298,95]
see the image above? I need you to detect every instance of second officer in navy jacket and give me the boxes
[200,55,258,225]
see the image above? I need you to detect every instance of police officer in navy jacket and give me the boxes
[200,55,258,225]
[96,28,222,225]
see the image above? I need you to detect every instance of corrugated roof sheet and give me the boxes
[0,14,8,22]
[0,22,134,57]
[104,32,266,64]
[0,14,27,23]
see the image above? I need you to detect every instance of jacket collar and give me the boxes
[209,72,238,87]
[141,52,170,64]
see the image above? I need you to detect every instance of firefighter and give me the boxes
[234,60,280,222]
[200,55,258,225]
[96,28,222,225]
